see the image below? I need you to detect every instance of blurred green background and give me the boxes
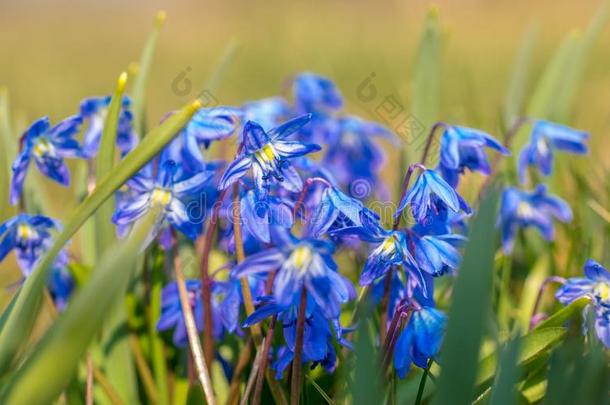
[1,0,610,305]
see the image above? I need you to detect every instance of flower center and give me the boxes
[516,201,534,219]
[380,236,396,255]
[594,282,610,302]
[33,138,54,158]
[255,143,277,164]
[151,187,172,206]
[17,224,37,241]
[291,245,313,274]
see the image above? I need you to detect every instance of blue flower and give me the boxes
[80,96,138,158]
[0,214,61,275]
[308,184,367,238]
[410,233,465,277]
[182,107,242,159]
[240,189,293,244]
[10,116,82,205]
[518,120,589,183]
[218,115,319,197]
[395,169,460,224]
[293,73,342,116]
[439,125,509,187]
[242,97,290,131]
[112,159,213,244]
[157,278,242,347]
[322,116,394,192]
[242,296,351,378]
[48,266,75,311]
[394,307,446,378]
[556,260,610,347]
[232,237,353,318]
[499,185,572,253]
[359,229,418,287]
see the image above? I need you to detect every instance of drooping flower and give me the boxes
[409,233,465,277]
[518,120,589,183]
[308,183,367,238]
[48,266,75,311]
[231,237,353,318]
[293,73,343,116]
[80,96,138,157]
[499,185,572,253]
[394,306,447,378]
[218,115,319,198]
[10,116,82,205]
[157,278,242,347]
[0,214,61,275]
[438,125,509,187]
[112,159,213,244]
[242,296,351,379]
[556,260,610,347]
[240,188,293,244]
[395,169,460,224]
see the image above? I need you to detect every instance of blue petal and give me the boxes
[173,170,213,198]
[584,260,610,282]
[243,121,270,153]
[9,149,31,205]
[273,140,321,159]
[268,114,312,140]
[231,248,285,278]
[555,278,594,305]
[218,155,253,190]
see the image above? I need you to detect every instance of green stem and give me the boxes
[414,358,433,405]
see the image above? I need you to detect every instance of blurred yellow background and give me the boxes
[1,0,610,304]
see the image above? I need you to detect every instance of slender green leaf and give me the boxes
[432,188,499,405]
[132,10,166,138]
[517,254,550,331]
[407,6,441,165]
[351,302,382,405]
[0,99,202,374]
[0,208,161,404]
[306,374,334,405]
[94,72,139,403]
[489,333,521,405]
[149,249,170,405]
[535,296,591,330]
[503,24,538,127]
[476,327,566,388]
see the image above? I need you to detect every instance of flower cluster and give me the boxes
[1,71,603,388]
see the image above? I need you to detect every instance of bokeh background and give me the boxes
[1,0,610,308]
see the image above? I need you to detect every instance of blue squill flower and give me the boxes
[359,229,419,287]
[0,214,61,275]
[240,188,293,244]
[218,115,319,197]
[395,169,460,224]
[80,96,138,157]
[157,278,242,347]
[394,306,447,378]
[48,266,75,311]
[231,237,353,318]
[499,185,572,253]
[439,125,509,187]
[518,120,589,183]
[10,116,82,205]
[409,233,465,277]
[555,260,610,347]
[242,97,290,131]
[308,183,367,238]
[322,116,394,191]
[293,73,343,115]
[243,297,351,378]
[112,159,213,244]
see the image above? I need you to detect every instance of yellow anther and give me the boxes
[151,188,172,206]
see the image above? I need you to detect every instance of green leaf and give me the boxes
[407,6,441,165]
[489,333,521,405]
[534,296,591,330]
[517,255,550,331]
[503,24,538,128]
[476,327,566,388]
[94,72,139,403]
[350,302,382,405]
[0,99,202,375]
[131,11,166,138]
[149,248,170,405]
[0,208,161,404]
[306,374,334,405]
[432,188,499,405]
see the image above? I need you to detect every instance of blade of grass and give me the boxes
[149,248,170,405]
[407,6,441,166]
[0,99,202,375]
[489,332,521,405]
[132,10,166,138]
[0,87,15,222]
[534,296,591,330]
[0,208,161,404]
[305,374,334,405]
[94,72,140,403]
[432,188,499,405]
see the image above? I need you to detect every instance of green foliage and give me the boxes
[432,188,499,405]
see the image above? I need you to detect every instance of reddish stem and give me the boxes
[290,288,308,405]
[529,276,566,330]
